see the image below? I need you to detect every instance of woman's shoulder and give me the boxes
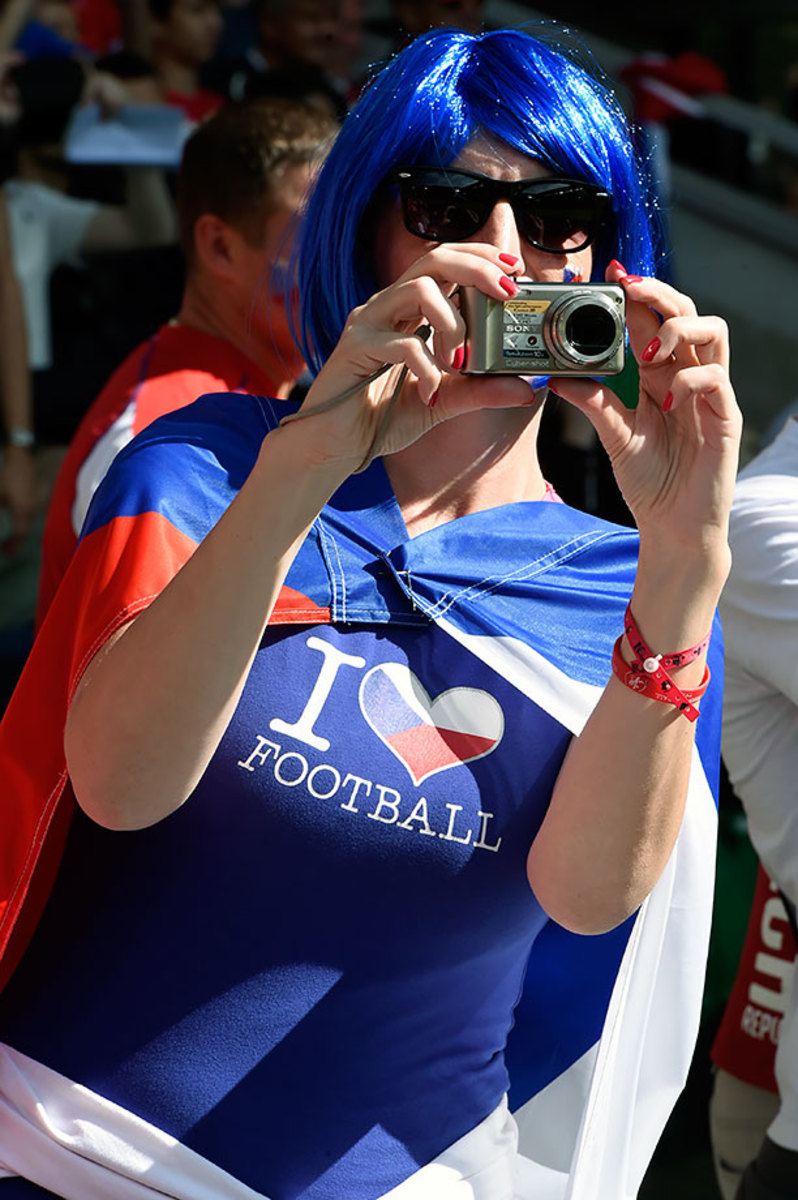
[117,389,292,475]
[132,389,282,444]
[79,391,284,543]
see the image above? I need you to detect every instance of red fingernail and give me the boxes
[609,259,627,275]
[428,387,439,408]
[662,391,673,413]
[451,344,465,370]
[499,274,520,295]
[498,252,520,266]
[547,380,561,397]
[641,336,661,362]
[621,274,643,283]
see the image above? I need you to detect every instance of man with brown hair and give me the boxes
[36,95,335,623]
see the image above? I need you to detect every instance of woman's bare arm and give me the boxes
[64,243,524,830]
[526,263,740,934]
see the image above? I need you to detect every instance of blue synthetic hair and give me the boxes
[296,26,665,373]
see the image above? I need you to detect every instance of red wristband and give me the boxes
[623,606,711,673]
[611,637,710,721]
[611,606,712,723]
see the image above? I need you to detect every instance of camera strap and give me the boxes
[278,326,432,473]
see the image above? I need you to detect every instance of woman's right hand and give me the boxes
[282,242,534,475]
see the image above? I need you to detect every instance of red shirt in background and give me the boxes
[37,322,278,625]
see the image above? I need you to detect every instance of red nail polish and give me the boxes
[547,380,561,397]
[621,274,643,283]
[609,259,627,275]
[641,336,661,362]
[451,344,465,370]
[498,252,520,266]
[499,274,519,296]
[662,391,673,413]
[428,387,439,408]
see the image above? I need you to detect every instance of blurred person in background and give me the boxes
[36,94,336,620]
[206,0,351,118]
[24,0,79,45]
[72,0,123,58]
[251,0,343,76]
[361,0,485,74]
[0,50,175,699]
[145,0,224,120]
[2,55,175,444]
[710,862,797,1200]
[709,409,798,1200]
[212,0,256,60]
[89,46,164,103]
[0,186,35,555]
[393,0,483,37]
[0,0,78,59]
[0,186,37,714]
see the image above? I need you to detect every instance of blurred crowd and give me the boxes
[4,0,796,678]
[0,0,494,699]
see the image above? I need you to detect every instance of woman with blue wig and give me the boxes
[0,25,739,1200]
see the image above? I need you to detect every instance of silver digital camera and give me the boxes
[460,282,625,376]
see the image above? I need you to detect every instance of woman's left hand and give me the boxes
[529,264,742,933]
[547,261,742,556]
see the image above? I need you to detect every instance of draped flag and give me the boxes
[0,392,723,1199]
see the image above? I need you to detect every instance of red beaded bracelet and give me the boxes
[610,605,712,723]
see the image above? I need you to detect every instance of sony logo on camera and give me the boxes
[460,282,626,376]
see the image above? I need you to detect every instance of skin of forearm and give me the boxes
[0,0,35,53]
[119,0,152,59]
[0,202,33,434]
[527,536,729,936]
[124,167,176,246]
[64,425,350,831]
[0,283,33,434]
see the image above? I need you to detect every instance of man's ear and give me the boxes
[192,213,241,280]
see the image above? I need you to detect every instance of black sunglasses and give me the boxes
[392,167,612,254]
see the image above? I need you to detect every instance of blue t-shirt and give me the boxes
[0,618,567,1198]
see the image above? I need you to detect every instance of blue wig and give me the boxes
[296,27,664,373]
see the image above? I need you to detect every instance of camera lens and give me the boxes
[564,304,617,358]
[546,290,624,368]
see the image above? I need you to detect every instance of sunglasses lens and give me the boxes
[396,170,608,252]
[400,171,487,241]
[517,184,605,252]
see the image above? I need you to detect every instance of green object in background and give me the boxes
[613,349,641,409]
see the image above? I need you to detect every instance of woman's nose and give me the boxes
[468,198,570,278]
[470,199,523,257]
